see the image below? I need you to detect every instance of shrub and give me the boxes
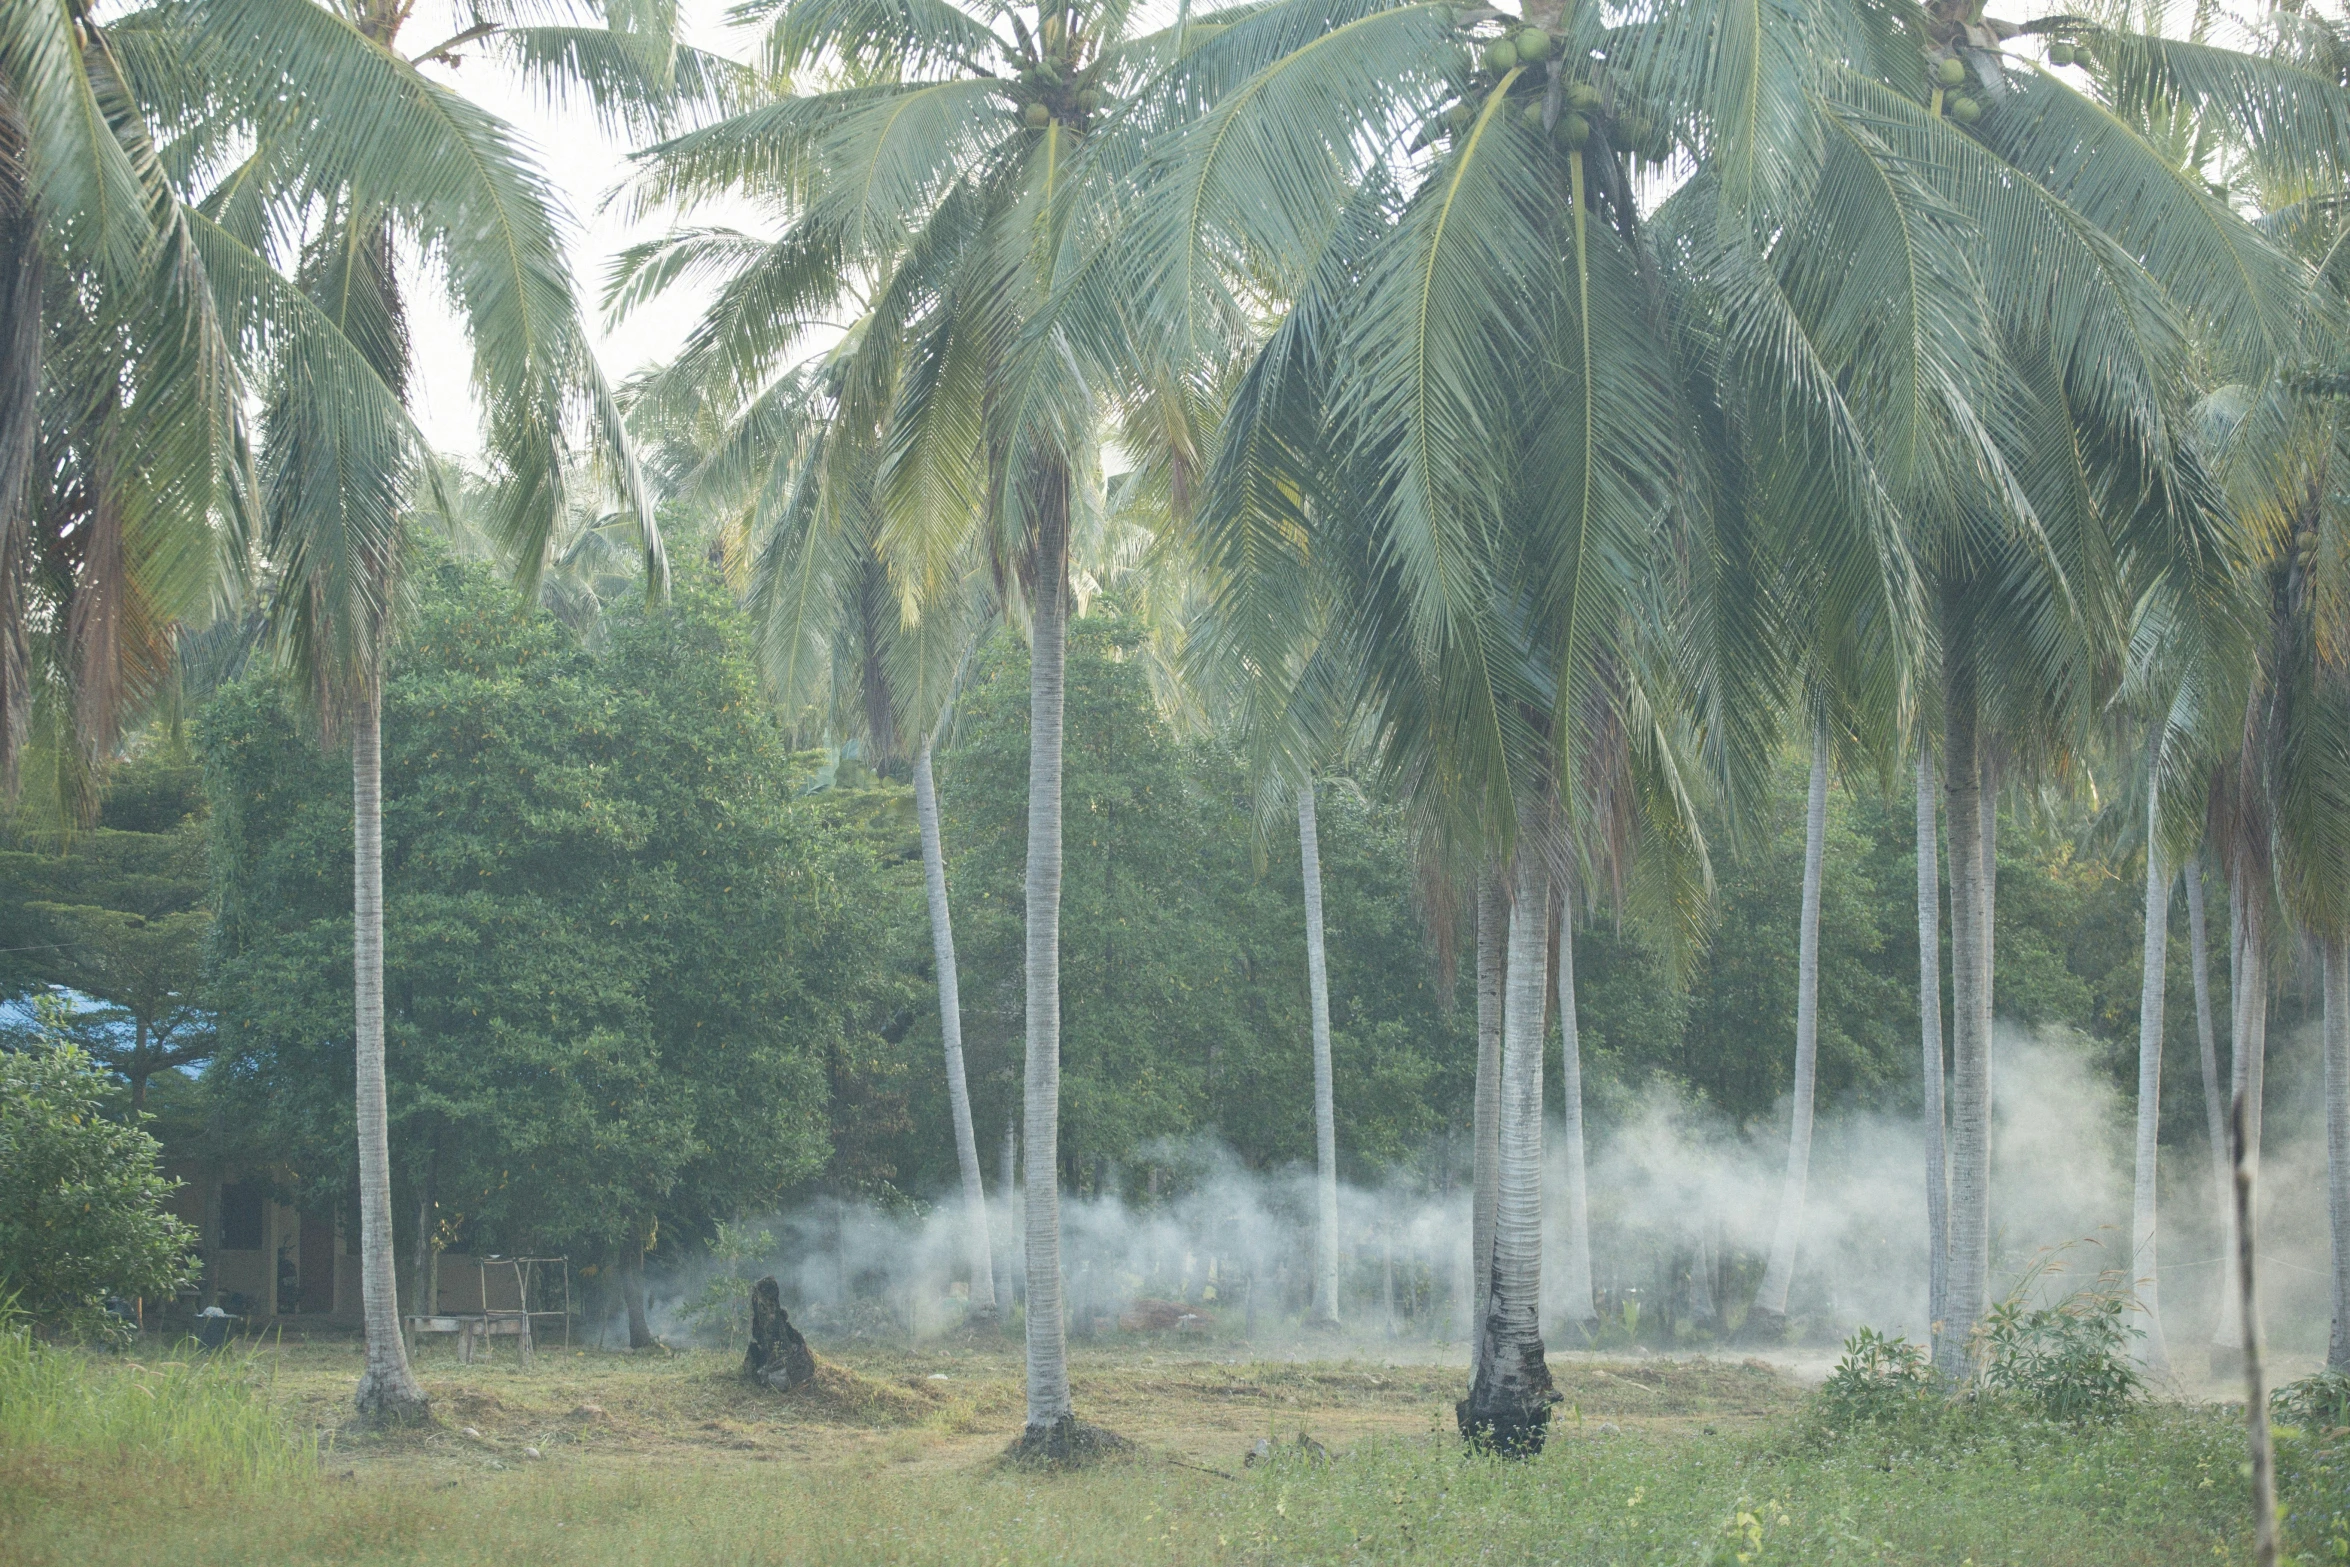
[2274,1368,2350,1429]
[1817,1326,1933,1423]
[0,1009,199,1342]
[1977,1286,2141,1423]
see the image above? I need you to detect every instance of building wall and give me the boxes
[163,1161,358,1326]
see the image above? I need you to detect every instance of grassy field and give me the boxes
[0,1325,2311,1566]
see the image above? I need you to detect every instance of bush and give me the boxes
[0,1009,199,1342]
[1977,1286,2141,1423]
[2274,1367,2350,1429]
[1817,1326,1934,1423]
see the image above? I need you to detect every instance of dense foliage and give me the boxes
[0,749,216,1106]
[0,1012,198,1341]
[197,559,882,1264]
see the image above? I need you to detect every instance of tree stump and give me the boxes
[742,1277,815,1392]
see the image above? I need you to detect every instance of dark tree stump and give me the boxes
[743,1277,815,1392]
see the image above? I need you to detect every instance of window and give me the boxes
[221,1183,264,1251]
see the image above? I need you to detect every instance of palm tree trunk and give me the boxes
[2132,739,2171,1371]
[915,740,995,1320]
[2325,937,2350,1371]
[2188,851,2231,1309]
[1916,744,1950,1355]
[1299,779,1340,1325]
[2214,872,2268,1362]
[1754,727,1830,1326]
[1938,656,1992,1381]
[1019,481,1076,1449]
[1460,849,1553,1453]
[350,686,427,1423]
[1556,891,1596,1332]
[1471,864,1506,1363]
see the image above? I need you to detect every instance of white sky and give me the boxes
[403,0,749,456]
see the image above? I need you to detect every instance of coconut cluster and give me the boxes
[2042,31,2098,69]
[1928,51,1982,125]
[1011,14,1108,131]
[1436,8,1669,164]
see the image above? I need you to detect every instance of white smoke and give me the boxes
[628,1021,2333,1373]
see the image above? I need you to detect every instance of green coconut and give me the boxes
[1565,82,1601,112]
[1949,94,1982,123]
[1522,100,1547,129]
[2073,42,2097,68]
[1936,55,1967,87]
[1615,113,1653,148]
[1447,99,1475,128]
[1483,37,1519,72]
[2047,40,2075,65]
[1555,111,1591,148]
[1077,87,1101,111]
[1023,101,1051,128]
[1515,27,1553,61]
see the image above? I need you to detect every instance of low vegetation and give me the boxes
[0,1330,2316,1565]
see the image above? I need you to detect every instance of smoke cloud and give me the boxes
[630,1023,2333,1376]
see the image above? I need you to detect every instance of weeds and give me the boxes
[0,1319,307,1488]
[1817,1326,1933,1425]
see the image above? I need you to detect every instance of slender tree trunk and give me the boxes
[2132,745,2171,1371]
[1471,865,1506,1362]
[1754,728,1829,1326]
[1019,480,1077,1450]
[999,1111,1021,1307]
[1916,745,1951,1354]
[1299,780,1340,1325]
[915,741,995,1320]
[131,1018,148,1111]
[623,1242,654,1350]
[1938,647,1992,1380]
[2235,1091,2280,1567]
[2325,938,2350,1371]
[2188,851,2231,1320]
[410,1144,438,1326]
[350,687,427,1423]
[2215,873,2269,1361]
[1556,885,1596,1330]
[1461,850,1553,1453]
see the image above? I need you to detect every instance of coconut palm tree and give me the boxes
[622,0,1233,1453]
[1751,722,1830,1334]
[1915,742,1950,1352]
[1462,844,1551,1451]
[1297,775,1342,1325]
[0,0,257,815]
[2131,728,2174,1370]
[139,0,679,1423]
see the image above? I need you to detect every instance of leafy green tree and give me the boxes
[201,559,868,1309]
[0,747,214,1108]
[0,1005,199,1342]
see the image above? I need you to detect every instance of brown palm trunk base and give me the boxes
[354,1368,432,1426]
[1457,1373,1554,1455]
[1458,1329,1555,1456]
[1005,1414,1135,1468]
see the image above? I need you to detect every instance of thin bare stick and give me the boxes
[2234,1090,2278,1567]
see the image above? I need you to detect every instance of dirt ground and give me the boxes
[236,1327,1810,1481]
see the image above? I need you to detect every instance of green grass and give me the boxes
[0,1333,2312,1566]
[0,1325,309,1492]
